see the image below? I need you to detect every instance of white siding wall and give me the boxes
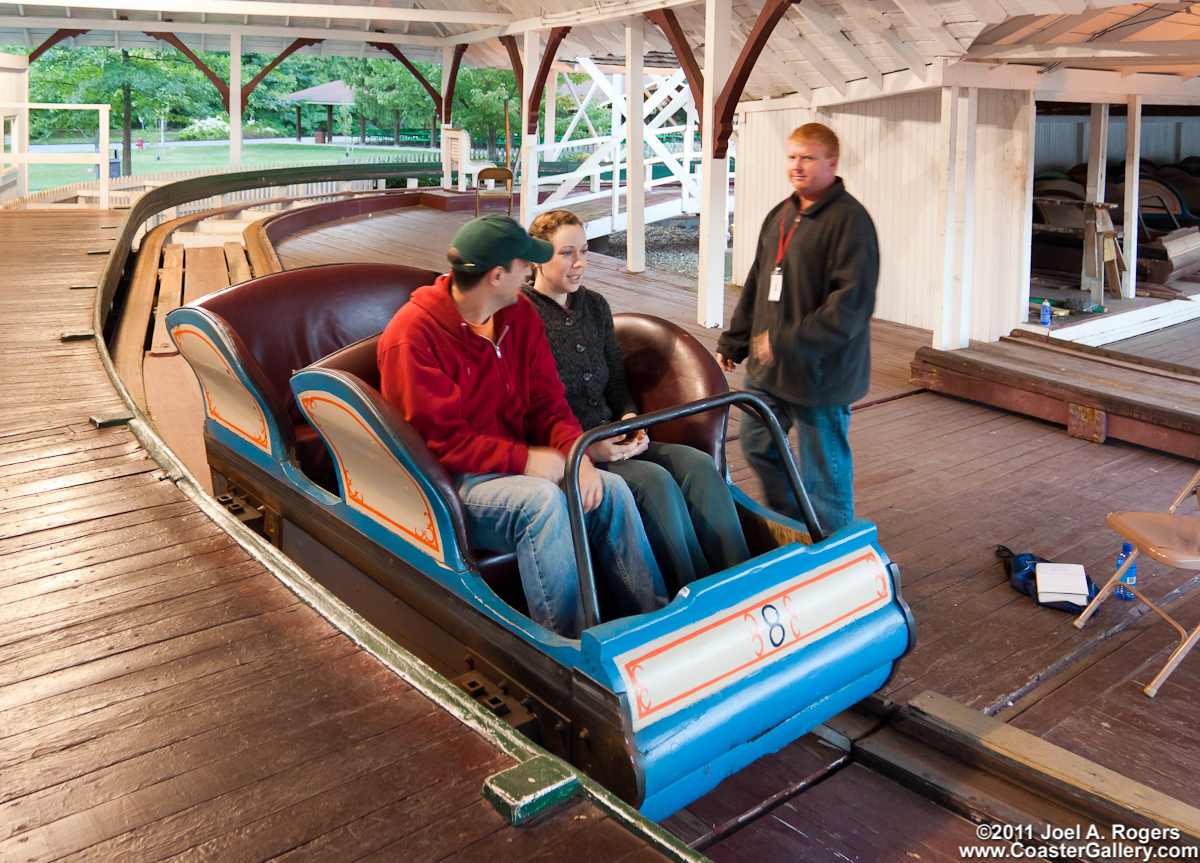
[733,88,1033,342]
[1035,115,1200,170]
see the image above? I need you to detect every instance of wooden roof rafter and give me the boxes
[887,0,968,55]
[793,0,885,87]
[834,0,930,78]
[34,0,516,27]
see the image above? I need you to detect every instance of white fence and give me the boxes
[1,102,110,209]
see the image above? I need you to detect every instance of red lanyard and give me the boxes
[775,199,802,267]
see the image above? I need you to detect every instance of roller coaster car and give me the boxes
[168,267,916,821]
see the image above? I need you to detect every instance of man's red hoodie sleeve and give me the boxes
[381,322,532,475]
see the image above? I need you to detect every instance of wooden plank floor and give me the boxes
[0,211,672,862]
[704,764,986,863]
[1106,317,1200,370]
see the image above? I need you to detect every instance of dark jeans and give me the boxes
[740,381,855,535]
[602,441,750,595]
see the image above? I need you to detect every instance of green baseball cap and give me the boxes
[447,215,554,273]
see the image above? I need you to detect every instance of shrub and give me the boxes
[178,117,230,141]
[243,122,280,139]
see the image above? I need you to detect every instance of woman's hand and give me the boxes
[588,414,649,463]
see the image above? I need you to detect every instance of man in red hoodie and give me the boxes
[378,215,666,638]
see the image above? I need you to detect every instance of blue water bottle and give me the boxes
[1040,299,1052,326]
[1115,541,1137,600]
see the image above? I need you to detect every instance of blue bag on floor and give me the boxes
[995,545,1099,614]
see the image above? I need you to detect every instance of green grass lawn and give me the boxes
[27,141,439,192]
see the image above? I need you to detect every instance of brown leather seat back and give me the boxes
[195,262,437,430]
[310,334,383,392]
[613,313,730,472]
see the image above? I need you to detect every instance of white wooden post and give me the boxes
[442,46,454,127]
[98,104,110,211]
[626,18,646,274]
[933,85,959,350]
[1018,90,1036,322]
[684,96,697,212]
[956,87,977,349]
[545,70,557,157]
[229,33,242,169]
[519,30,541,227]
[611,72,624,227]
[1123,95,1141,300]
[1082,102,1109,305]
[17,61,29,198]
[697,0,731,327]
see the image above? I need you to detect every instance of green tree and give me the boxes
[341,57,440,145]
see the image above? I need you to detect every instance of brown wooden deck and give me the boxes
[911,334,1200,461]
[10,198,1200,861]
[1106,317,1200,371]
[0,211,675,862]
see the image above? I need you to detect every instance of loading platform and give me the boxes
[5,177,1200,860]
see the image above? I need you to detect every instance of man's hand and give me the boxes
[577,457,605,513]
[717,352,738,372]
[524,446,565,484]
[752,331,775,368]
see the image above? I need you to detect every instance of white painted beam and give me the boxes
[959,0,1007,25]
[882,28,929,81]
[519,28,540,228]
[794,0,883,89]
[784,27,850,94]
[698,0,730,327]
[933,85,959,351]
[1123,94,1141,300]
[1082,101,1108,305]
[229,32,241,168]
[626,17,646,274]
[0,15,441,46]
[967,40,1200,61]
[956,87,977,349]
[32,0,514,26]
[445,0,703,45]
[971,14,1046,46]
[888,0,965,56]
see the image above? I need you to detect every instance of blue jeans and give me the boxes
[455,471,667,638]
[603,442,750,595]
[740,381,855,535]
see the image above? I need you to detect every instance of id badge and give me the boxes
[768,268,783,302]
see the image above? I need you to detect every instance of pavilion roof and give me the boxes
[3,0,1200,109]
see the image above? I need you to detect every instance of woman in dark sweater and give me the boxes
[523,210,749,594]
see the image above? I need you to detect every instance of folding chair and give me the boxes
[1073,465,1200,697]
[475,166,514,216]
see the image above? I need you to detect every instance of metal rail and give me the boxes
[563,390,824,631]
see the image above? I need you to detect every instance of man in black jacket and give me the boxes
[717,123,879,535]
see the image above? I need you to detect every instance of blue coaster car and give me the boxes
[168,268,916,821]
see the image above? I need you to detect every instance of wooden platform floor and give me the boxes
[0,211,672,862]
[1106,316,1200,370]
[911,335,1200,462]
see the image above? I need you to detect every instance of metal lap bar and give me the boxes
[564,390,824,631]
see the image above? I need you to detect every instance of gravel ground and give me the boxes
[606,225,701,278]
